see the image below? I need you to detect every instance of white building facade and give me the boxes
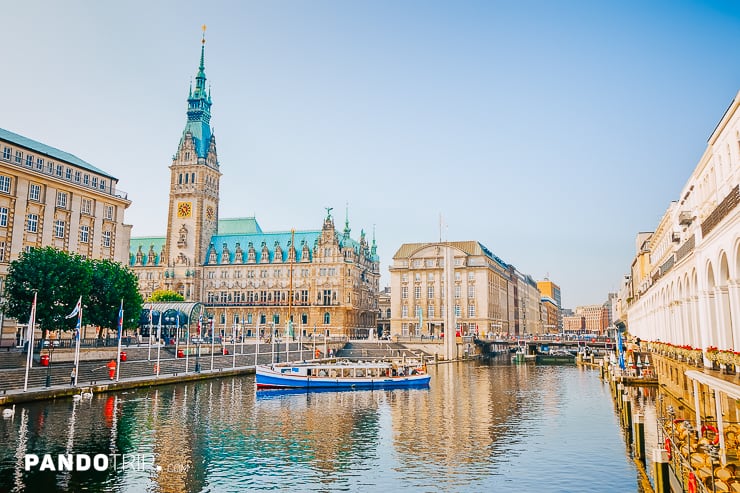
[626,91,740,355]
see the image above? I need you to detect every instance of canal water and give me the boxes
[0,358,652,492]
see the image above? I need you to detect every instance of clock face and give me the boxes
[177,201,192,218]
[206,205,215,220]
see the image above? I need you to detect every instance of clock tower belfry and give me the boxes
[165,26,221,300]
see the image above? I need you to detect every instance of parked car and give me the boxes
[42,340,61,348]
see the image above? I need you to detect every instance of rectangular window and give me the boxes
[56,191,68,208]
[100,179,106,191]
[468,305,475,317]
[454,305,461,317]
[56,164,63,177]
[81,198,92,215]
[414,286,421,299]
[80,225,89,243]
[102,230,111,247]
[0,207,7,227]
[401,286,408,299]
[402,305,408,317]
[2,147,10,160]
[74,171,81,182]
[428,305,434,318]
[454,285,461,299]
[15,151,22,163]
[468,285,475,298]
[54,220,65,238]
[47,162,54,174]
[468,272,474,280]
[28,184,40,201]
[83,174,89,185]
[104,205,113,220]
[26,214,38,233]
[91,176,98,188]
[427,273,434,281]
[402,323,408,336]
[401,273,408,282]
[428,286,434,299]
[0,175,10,193]
[65,168,72,180]
[0,241,5,262]
[36,157,43,170]
[25,155,34,167]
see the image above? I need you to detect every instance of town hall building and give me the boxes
[129,32,380,339]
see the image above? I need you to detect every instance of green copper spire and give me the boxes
[182,25,213,158]
[371,224,377,256]
[343,202,351,239]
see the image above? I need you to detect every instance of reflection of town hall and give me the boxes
[129,35,380,338]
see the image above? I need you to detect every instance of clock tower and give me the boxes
[165,26,220,300]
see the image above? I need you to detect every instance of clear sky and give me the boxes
[3,1,740,308]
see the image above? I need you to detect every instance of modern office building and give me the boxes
[389,241,542,338]
[537,278,562,330]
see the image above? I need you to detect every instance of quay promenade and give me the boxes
[0,340,439,406]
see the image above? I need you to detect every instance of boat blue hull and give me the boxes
[256,369,431,390]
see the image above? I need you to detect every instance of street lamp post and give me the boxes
[45,342,54,387]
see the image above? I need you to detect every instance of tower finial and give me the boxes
[343,201,351,238]
[202,24,207,44]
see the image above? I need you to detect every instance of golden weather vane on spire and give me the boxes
[202,24,207,44]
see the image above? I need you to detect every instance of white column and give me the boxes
[727,280,740,348]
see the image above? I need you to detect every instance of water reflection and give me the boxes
[0,359,647,492]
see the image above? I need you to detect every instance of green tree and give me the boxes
[86,259,144,336]
[1,247,91,337]
[149,289,184,302]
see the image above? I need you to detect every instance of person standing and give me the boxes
[70,368,76,386]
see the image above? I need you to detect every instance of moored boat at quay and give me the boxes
[255,360,431,390]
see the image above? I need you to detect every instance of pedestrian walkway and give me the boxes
[0,342,320,405]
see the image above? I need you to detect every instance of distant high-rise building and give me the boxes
[575,304,609,333]
[537,279,562,330]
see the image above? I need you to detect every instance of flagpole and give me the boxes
[156,315,162,377]
[148,304,152,361]
[74,305,82,387]
[115,300,123,382]
[210,318,215,371]
[185,323,190,373]
[175,313,180,364]
[255,322,259,367]
[23,292,37,392]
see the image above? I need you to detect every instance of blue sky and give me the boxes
[3,1,740,308]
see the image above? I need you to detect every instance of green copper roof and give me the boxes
[217,217,263,235]
[182,36,213,158]
[207,230,320,264]
[0,127,117,180]
[129,236,166,266]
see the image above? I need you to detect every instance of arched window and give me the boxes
[301,313,308,324]
[178,174,182,184]
[259,313,266,324]
[191,173,195,184]
[324,312,331,324]
[273,313,280,325]
[185,173,189,184]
